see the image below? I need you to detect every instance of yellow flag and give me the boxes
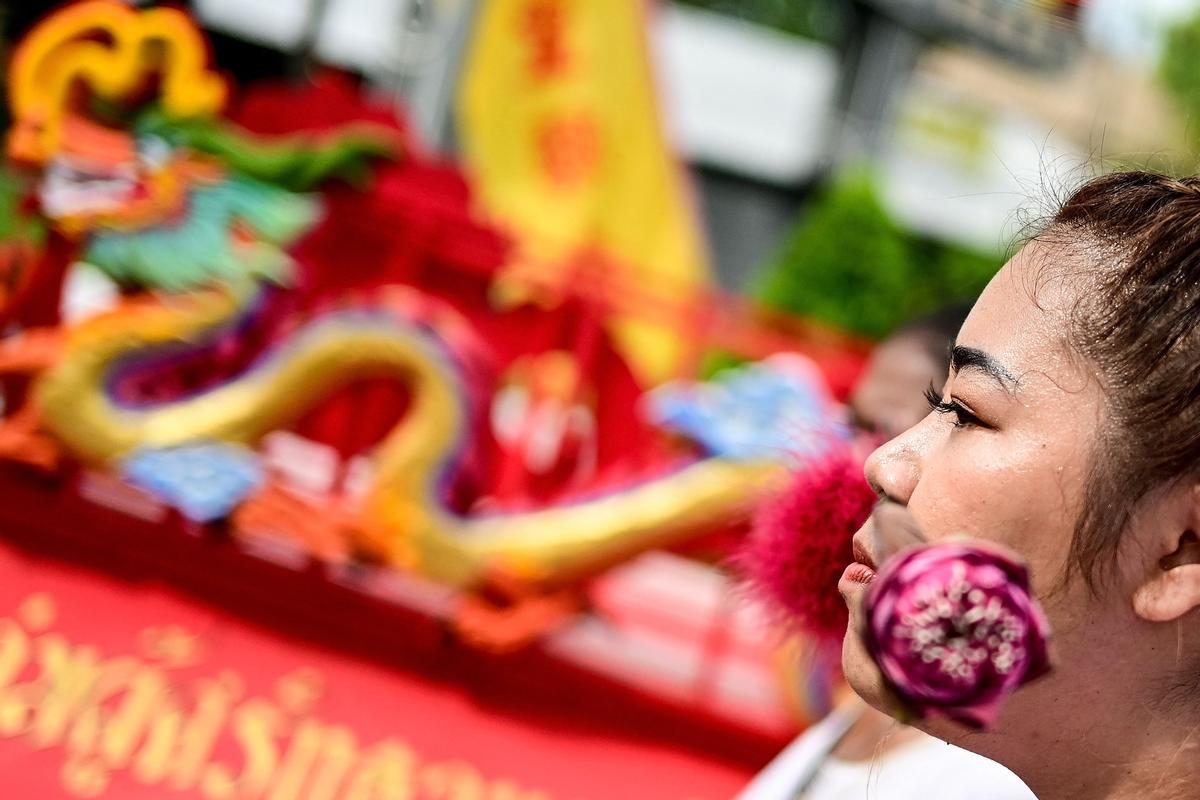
[456,0,711,385]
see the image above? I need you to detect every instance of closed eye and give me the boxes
[924,382,985,429]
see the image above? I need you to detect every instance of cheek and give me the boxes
[907,428,1086,585]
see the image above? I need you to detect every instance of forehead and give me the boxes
[957,240,1082,383]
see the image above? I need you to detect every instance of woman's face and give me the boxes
[839,241,1186,788]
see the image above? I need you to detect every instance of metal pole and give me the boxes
[385,0,482,152]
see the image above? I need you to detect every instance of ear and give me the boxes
[1132,485,1200,623]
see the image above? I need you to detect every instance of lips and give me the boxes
[839,531,879,590]
[841,562,876,585]
[851,534,877,571]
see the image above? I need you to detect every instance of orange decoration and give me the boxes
[231,481,359,565]
[8,0,226,165]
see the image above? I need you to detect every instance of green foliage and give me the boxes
[673,0,844,43]
[754,170,1001,340]
[1161,10,1200,152]
[754,171,909,339]
[0,170,44,246]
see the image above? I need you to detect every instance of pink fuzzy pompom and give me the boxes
[733,446,877,644]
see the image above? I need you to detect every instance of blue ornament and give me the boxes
[123,441,264,523]
[645,355,848,464]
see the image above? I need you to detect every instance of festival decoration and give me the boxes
[31,276,782,586]
[489,350,598,506]
[0,4,887,786]
[0,0,812,597]
[646,353,846,464]
[81,175,319,290]
[0,548,759,800]
[7,0,227,167]
[862,541,1053,729]
[123,442,264,523]
[457,0,711,385]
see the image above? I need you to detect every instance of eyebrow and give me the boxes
[950,345,1018,388]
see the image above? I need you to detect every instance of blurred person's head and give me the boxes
[842,172,1200,800]
[848,303,971,440]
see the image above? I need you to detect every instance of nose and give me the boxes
[864,428,922,506]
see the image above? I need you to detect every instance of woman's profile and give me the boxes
[842,171,1200,800]
[738,303,1035,800]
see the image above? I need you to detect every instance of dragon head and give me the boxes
[6,0,227,234]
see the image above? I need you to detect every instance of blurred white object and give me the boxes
[195,0,319,50]
[652,6,839,184]
[261,431,341,496]
[879,71,1083,251]
[736,700,1036,800]
[315,0,410,72]
[195,0,472,148]
[61,262,120,324]
[546,550,799,737]
[341,454,375,503]
[196,0,409,62]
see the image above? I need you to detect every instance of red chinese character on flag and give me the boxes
[536,113,600,188]
[522,0,570,80]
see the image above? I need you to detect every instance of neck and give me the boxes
[830,700,923,762]
[968,703,1200,800]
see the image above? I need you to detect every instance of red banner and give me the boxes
[0,541,754,799]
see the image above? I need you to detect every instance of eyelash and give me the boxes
[924,383,984,429]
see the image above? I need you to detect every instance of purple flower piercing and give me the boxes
[862,541,1052,729]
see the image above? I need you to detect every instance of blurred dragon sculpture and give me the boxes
[0,0,830,606]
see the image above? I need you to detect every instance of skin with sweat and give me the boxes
[840,239,1200,800]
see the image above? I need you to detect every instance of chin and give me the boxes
[839,587,886,710]
[840,620,889,712]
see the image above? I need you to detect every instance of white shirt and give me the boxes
[734,703,1037,800]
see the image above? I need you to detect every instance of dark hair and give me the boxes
[1041,171,1200,588]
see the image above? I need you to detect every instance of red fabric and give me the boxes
[229,72,418,151]
[0,232,73,414]
[9,231,71,330]
[0,537,754,799]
